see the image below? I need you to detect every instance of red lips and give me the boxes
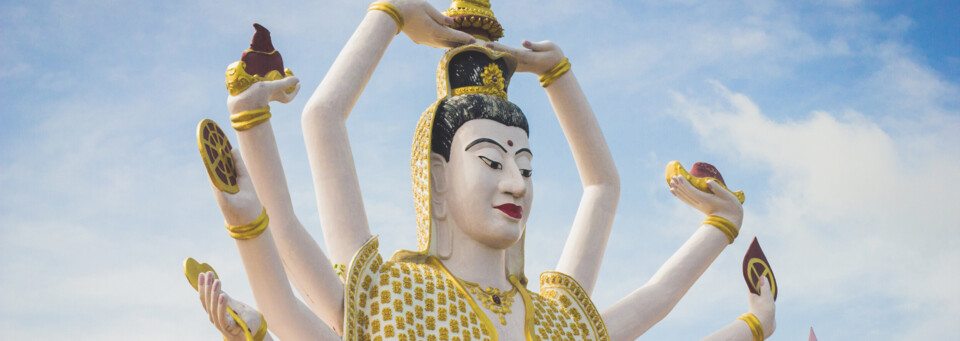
[495,203,523,219]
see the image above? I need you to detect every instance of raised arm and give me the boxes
[197,138,340,339]
[602,176,743,340]
[702,277,776,341]
[301,0,474,267]
[487,41,620,294]
[226,57,347,329]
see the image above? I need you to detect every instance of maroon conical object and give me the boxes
[241,23,284,77]
[689,162,726,186]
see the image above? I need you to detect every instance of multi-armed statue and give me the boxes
[185,1,778,340]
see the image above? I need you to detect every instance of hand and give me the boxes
[197,271,267,341]
[227,76,300,114]
[748,277,776,338]
[669,175,744,227]
[211,149,263,226]
[385,0,475,48]
[485,40,565,75]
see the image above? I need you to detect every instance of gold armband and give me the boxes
[704,215,738,244]
[231,106,272,131]
[538,57,571,88]
[737,312,765,341]
[368,2,404,34]
[225,208,269,240]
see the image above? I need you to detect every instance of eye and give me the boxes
[520,169,532,178]
[478,156,502,170]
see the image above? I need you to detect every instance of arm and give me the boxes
[487,41,620,294]
[203,149,340,340]
[300,0,474,267]
[701,277,777,341]
[602,177,744,340]
[228,73,348,332]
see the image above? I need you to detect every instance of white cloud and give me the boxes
[669,81,960,339]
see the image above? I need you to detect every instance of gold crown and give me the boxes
[443,0,504,41]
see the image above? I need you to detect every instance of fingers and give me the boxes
[485,41,525,55]
[265,76,299,92]
[522,40,557,52]
[216,294,229,332]
[706,180,737,202]
[671,175,703,207]
[431,24,475,47]
[230,149,251,181]
[276,83,301,103]
[198,272,209,313]
[424,3,455,26]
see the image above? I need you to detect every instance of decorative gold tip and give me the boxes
[225,61,294,96]
[443,0,504,41]
[665,161,746,203]
[183,257,219,291]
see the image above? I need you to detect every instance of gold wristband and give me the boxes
[703,215,739,244]
[538,57,571,88]
[226,208,268,240]
[368,2,404,34]
[231,106,272,131]
[737,312,765,341]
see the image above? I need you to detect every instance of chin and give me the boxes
[480,220,524,249]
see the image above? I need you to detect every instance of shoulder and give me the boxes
[535,271,610,341]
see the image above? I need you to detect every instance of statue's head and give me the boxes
[395,44,528,282]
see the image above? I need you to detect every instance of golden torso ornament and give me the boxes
[344,238,610,341]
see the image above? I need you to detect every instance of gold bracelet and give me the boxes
[538,57,571,88]
[225,208,269,240]
[703,215,739,244]
[737,312,765,341]
[231,106,272,131]
[368,2,404,34]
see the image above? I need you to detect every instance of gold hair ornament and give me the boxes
[538,57,571,88]
[225,208,269,240]
[452,62,507,99]
[225,61,295,96]
[231,106,272,131]
[443,0,504,41]
[738,312,765,341]
[368,2,404,34]
[703,215,739,244]
[665,161,745,203]
[182,258,269,341]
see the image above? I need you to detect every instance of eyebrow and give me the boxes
[515,148,533,157]
[465,138,507,153]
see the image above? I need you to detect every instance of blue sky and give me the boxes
[1,0,958,340]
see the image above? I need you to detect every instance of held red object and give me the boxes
[241,23,285,78]
[689,161,726,186]
[742,237,778,300]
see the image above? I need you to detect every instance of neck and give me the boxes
[436,219,513,291]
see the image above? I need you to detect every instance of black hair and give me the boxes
[430,94,529,161]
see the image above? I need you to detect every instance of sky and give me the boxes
[1,0,958,340]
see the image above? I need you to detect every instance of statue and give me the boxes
[184,1,777,340]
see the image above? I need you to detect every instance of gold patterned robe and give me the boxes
[343,237,609,341]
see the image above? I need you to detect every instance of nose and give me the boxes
[499,164,526,198]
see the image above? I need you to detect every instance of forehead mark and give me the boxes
[507,140,513,147]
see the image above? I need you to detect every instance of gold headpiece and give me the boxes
[407,44,518,256]
[396,2,526,284]
[443,0,504,41]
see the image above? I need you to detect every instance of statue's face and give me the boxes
[444,119,533,250]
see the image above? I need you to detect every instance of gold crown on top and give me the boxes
[443,0,504,41]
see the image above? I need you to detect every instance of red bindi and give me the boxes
[507,140,513,147]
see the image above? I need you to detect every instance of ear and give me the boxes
[429,153,448,220]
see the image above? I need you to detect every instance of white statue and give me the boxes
[186,1,776,340]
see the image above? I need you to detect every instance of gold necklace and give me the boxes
[457,279,517,325]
